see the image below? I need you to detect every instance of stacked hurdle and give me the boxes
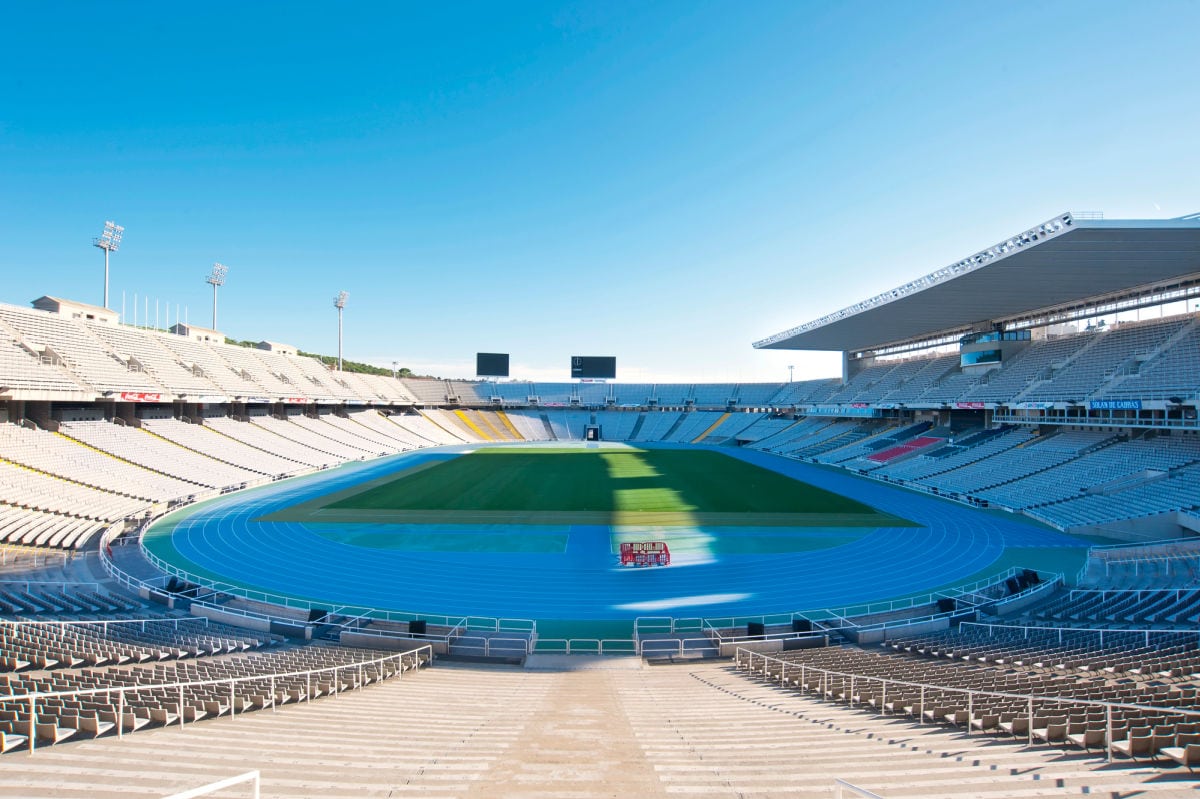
[619,541,671,567]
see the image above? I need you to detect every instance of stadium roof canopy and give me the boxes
[755,212,1200,354]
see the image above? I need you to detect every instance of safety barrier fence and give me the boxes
[959,620,1200,648]
[0,645,433,755]
[0,578,101,591]
[133,544,534,632]
[102,542,531,652]
[1,616,215,633]
[735,648,1200,764]
[1076,539,1200,584]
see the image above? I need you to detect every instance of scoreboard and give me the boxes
[571,355,616,379]
[476,352,510,378]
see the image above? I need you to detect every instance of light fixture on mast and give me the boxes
[334,291,349,371]
[206,263,229,330]
[93,220,124,310]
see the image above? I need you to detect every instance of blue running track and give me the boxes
[145,444,1091,622]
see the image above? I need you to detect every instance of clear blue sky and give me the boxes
[2,1,1197,382]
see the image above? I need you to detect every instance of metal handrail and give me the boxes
[0,579,101,588]
[735,648,1200,763]
[833,779,885,799]
[0,645,433,755]
[133,543,535,632]
[1,616,211,631]
[102,540,531,647]
[960,621,1200,647]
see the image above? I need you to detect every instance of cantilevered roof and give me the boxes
[754,213,1200,353]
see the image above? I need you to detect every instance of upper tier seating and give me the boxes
[0,325,87,394]
[84,323,221,396]
[962,333,1097,403]
[1021,316,1192,402]
[1101,322,1200,400]
[734,383,785,406]
[154,336,266,396]
[401,379,452,404]
[0,305,164,394]
[878,355,958,403]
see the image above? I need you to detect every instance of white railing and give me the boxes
[0,645,432,755]
[129,542,534,635]
[833,779,885,799]
[735,648,1200,764]
[0,544,70,567]
[443,635,533,657]
[960,621,1200,648]
[1077,540,1200,584]
[792,566,1033,622]
[163,770,260,799]
[0,615,212,633]
[0,579,101,590]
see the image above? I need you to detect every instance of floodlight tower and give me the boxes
[788,364,794,383]
[334,291,349,371]
[93,220,124,309]
[206,263,229,330]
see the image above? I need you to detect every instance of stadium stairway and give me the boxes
[691,412,731,444]
[4,659,1199,797]
[628,413,647,440]
[495,411,524,441]
[453,409,493,441]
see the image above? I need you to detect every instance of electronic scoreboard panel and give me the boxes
[476,352,510,377]
[571,356,616,379]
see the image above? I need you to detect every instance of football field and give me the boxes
[270,448,915,528]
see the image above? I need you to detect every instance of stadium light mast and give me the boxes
[788,365,794,383]
[206,263,229,330]
[93,220,124,310]
[334,291,349,371]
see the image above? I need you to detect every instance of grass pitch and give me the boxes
[289,448,914,527]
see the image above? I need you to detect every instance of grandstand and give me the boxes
[0,211,1199,794]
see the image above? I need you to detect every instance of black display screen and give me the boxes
[571,356,616,379]
[476,352,510,377]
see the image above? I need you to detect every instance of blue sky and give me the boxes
[2,1,1197,382]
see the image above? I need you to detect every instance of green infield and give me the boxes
[266,448,916,527]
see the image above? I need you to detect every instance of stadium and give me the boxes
[1,209,1199,797]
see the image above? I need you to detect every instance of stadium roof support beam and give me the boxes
[754,213,1200,354]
